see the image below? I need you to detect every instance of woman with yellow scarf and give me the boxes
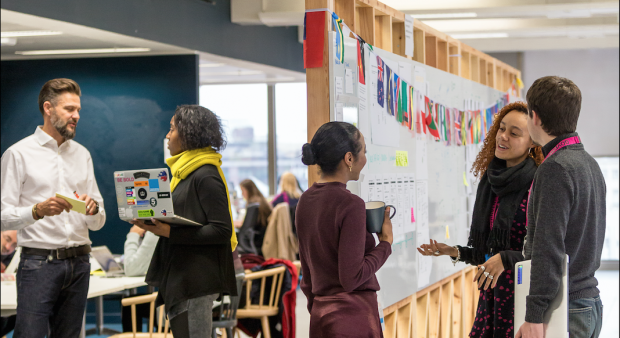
[130,105,237,338]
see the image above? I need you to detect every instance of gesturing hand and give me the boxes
[474,253,505,290]
[36,197,73,217]
[130,218,171,238]
[417,239,458,257]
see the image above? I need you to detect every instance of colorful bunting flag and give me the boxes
[386,65,394,116]
[303,12,326,69]
[377,56,384,107]
[332,13,344,64]
[426,98,440,140]
[357,39,366,85]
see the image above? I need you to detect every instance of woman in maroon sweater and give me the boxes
[296,122,393,338]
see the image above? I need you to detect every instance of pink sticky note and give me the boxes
[411,207,415,223]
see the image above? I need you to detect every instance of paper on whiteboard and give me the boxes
[415,179,431,287]
[369,55,400,147]
[398,62,412,84]
[405,173,416,233]
[414,66,427,96]
[335,103,344,122]
[335,76,344,96]
[415,138,429,180]
[358,83,369,137]
[345,69,354,94]
[405,15,414,57]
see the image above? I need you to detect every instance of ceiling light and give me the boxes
[414,12,477,19]
[1,30,63,38]
[1,37,17,46]
[201,71,264,76]
[199,63,226,68]
[15,47,151,55]
[450,33,509,39]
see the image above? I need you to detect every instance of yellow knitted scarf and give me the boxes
[166,147,238,251]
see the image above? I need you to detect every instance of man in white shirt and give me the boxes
[1,78,106,338]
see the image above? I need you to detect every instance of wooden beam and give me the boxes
[479,59,487,86]
[448,41,460,76]
[392,22,407,58]
[437,39,449,72]
[471,54,480,83]
[461,51,471,80]
[425,35,437,68]
[305,0,333,186]
[374,14,392,52]
[356,6,375,45]
[335,0,355,38]
[413,27,425,64]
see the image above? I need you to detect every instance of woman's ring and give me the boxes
[484,272,490,278]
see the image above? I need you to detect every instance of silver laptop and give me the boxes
[113,168,201,226]
[515,255,569,338]
[90,246,125,277]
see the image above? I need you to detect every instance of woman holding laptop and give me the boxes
[296,122,393,337]
[130,105,238,338]
[418,102,543,338]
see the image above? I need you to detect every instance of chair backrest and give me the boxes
[121,292,171,337]
[214,272,246,322]
[241,265,287,311]
[237,205,261,255]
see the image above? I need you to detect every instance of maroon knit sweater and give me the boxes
[296,182,392,311]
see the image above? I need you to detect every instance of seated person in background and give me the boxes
[271,172,303,208]
[121,225,159,332]
[1,230,17,272]
[1,230,18,337]
[236,179,272,256]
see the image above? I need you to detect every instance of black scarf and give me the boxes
[467,156,537,262]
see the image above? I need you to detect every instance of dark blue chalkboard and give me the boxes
[1,55,198,254]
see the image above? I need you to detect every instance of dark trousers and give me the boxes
[14,253,90,338]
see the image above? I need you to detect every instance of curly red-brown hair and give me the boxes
[471,102,544,178]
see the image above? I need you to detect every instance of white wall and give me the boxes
[522,48,619,157]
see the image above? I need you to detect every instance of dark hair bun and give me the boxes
[301,143,317,165]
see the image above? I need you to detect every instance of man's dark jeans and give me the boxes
[13,253,90,338]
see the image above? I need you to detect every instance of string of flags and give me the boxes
[304,9,515,146]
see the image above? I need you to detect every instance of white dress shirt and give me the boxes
[1,126,106,249]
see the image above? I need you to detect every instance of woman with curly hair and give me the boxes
[130,105,238,338]
[418,102,544,338]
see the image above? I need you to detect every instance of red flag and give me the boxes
[357,39,365,85]
[304,12,325,69]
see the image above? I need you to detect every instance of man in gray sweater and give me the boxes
[516,76,606,338]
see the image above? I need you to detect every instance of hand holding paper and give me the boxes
[55,193,86,214]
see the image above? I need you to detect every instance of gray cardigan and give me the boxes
[123,231,158,277]
[524,133,606,323]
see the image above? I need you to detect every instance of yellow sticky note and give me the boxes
[446,225,450,239]
[55,193,87,214]
[463,172,469,187]
[395,151,409,167]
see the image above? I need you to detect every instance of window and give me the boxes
[596,157,619,261]
[199,84,269,197]
[275,83,308,191]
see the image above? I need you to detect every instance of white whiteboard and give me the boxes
[328,33,504,307]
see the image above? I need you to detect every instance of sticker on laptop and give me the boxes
[137,200,149,206]
[157,192,170,199]
[149,179,160,192]
[149,197,157,207]
[158,170,168,182]
[161,209,168,216]
[134,181,149,187]
[137,188,147,199]
[137,209,155,217]
[127,197,136,205]
[133,172,150,179]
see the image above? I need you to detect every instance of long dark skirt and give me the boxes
[310,290,384,338]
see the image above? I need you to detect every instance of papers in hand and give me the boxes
[56,193,87,214]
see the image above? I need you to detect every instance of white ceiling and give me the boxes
[1,9,305,85]
[231,0,619,52]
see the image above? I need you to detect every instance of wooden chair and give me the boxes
[109,292,172,338]
[236,265,287,338]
